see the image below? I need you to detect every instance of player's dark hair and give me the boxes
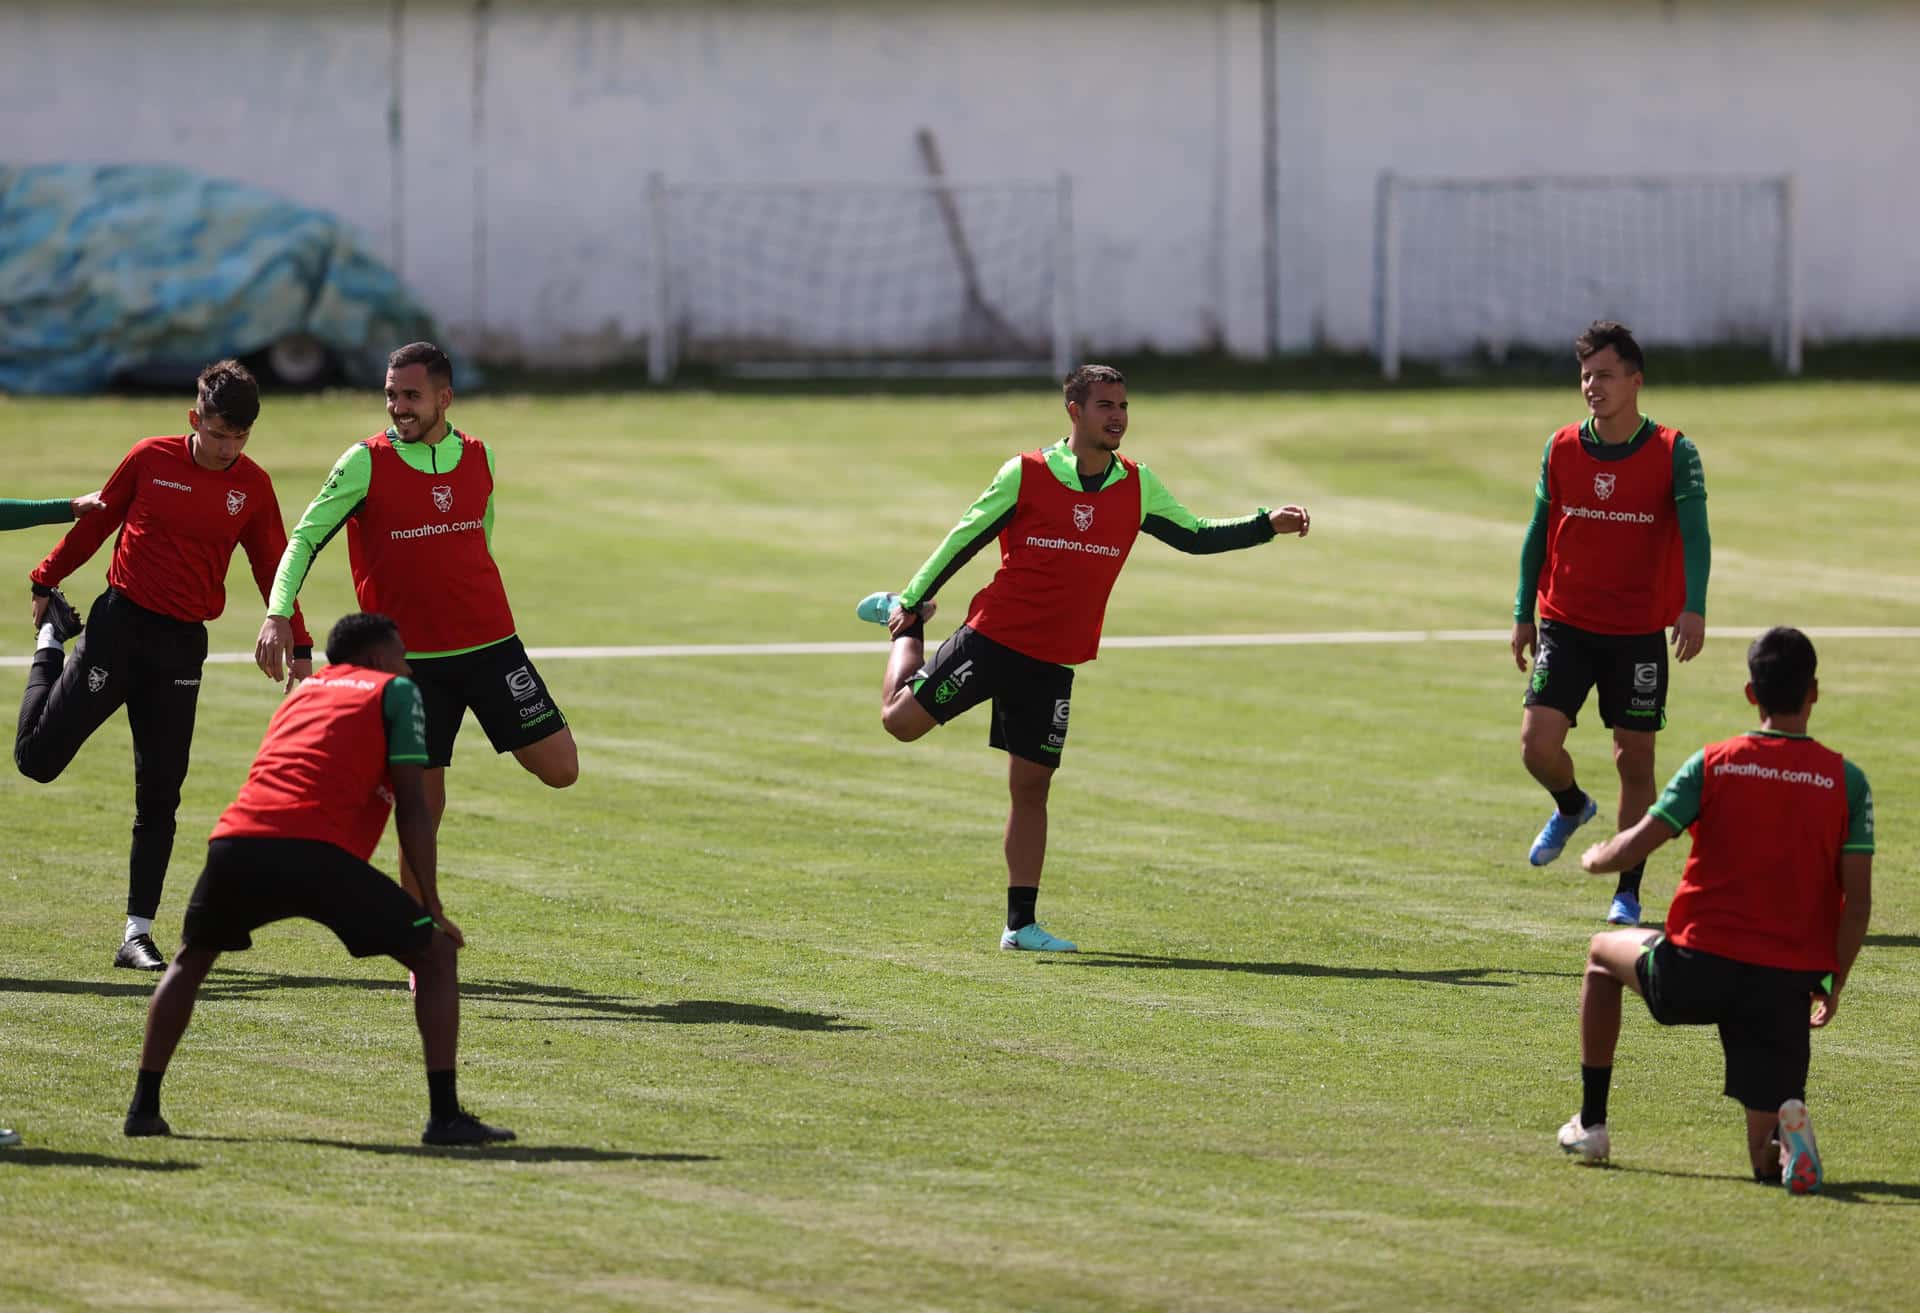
[1747,626,1817,715]
[196,359,260,429]
[1575,321,1644,374]
[389,341,453,388]
[326,612,402,667]
[1064,364,1126,409]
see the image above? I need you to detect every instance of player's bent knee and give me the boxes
[881,700,935,742]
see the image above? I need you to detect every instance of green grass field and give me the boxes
[2,380,1917,1312]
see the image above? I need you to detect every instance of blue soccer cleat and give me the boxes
[1607,892,1642,926]
[854,591,899,625]
[1528,793,1599,866]
[1000,923,1078,953]
[1778,1099,1822,1195]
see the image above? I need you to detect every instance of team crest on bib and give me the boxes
[432,485,454,513]
[1072,503,1095,532]
[1593,473,1616,501]
[225,489,247,516]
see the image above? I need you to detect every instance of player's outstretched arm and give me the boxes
[1580,813,1677,875]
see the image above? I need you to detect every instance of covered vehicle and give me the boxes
[0,163,462,394]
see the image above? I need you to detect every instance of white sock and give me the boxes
[124,915,153,942]
[36,623,59,651]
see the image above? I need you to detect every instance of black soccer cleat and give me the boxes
[40,586,84,644]
[123,1113,172,1138]
[421,1110,517,1147]
[113,933,167,972]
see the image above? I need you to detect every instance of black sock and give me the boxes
[1007,886,1038,932]
[1615,862,1644,899]
[130,1068,165,1119]
[427,1068,459,1121]
[1580,1064,1611,1129]
[1551,782,1588,816]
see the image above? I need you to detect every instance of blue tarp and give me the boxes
[0,163,462,394]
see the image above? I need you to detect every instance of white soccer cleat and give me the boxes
[1557,1114,1610,1164]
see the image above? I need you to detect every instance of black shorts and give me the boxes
[1525,618,1667,731]
[1635,935,1827,1111]
[407,635,567,768]
[181,837,436,959]
[911,625,1074,768]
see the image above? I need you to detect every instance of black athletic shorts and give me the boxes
[407,635,567,768]
[1524,618,1667,731]
[1635,935,1827,1111]
[911,624,1074,768]
[181,836,436,959]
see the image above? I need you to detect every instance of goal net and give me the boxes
[648,176,1073,380]
[1374,173,1799,379]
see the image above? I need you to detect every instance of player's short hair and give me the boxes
[1575,321,1644,374]
[1747,626,1817,715]
[196,359,260,429]
[388,341,453,388]
[326,612,403,667]
[1064,364,1126,409]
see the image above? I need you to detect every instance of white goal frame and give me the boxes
[1374,172,1801,380]
[647,174,1075,383]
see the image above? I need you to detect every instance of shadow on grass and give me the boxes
[1035,952,1577,987]
[179,1135,715,1164]
[1864,934,1920,949]
[0,971,863,1031]
[0,1147,197,1171]
[1608,1162,1920,1205]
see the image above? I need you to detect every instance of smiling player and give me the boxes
[854,364,1310,951]
[1511,321,1711,926]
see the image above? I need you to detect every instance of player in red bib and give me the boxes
[854,365,1310,951]
[1511,322,1712,927]
[14,361,314,971]
[123,612,513,1147]
[1555,628,1871,1193]
[255,342,577,935]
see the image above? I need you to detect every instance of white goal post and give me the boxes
[1374,172,1800,380]
[647,174,1075,382]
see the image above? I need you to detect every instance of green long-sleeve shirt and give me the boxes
[267,426,501,656]
[900,440,1277,611]
[1513,417,1710,624]
[1,498,76,532]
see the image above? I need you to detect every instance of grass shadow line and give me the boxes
[0,1147,198,1171]
[178,1134,714,1164]
[1036,951,1579,988]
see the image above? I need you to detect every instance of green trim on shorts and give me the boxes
[412,915,436,928]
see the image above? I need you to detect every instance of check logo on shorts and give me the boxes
[1634,662,1658,694]
[505,666,539,701]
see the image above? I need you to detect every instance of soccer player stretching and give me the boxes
[15,362,314,970]
[125,612,512,1145]
[1512,321,1711,926]
[1558,627,1871,1193]
[3,488,109,1150]
[256,342,577,923]
[856,365,1309,951]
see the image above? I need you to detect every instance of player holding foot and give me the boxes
[123,612,513,1146]
[3,489,110,1150]
[1512,321,1711,926]
[1557,627,1870,1193]
[856,364,1309,952]
[256,342,577,922]
[15,362,313,971]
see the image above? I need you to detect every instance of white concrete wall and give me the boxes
[3,1,1916,364]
